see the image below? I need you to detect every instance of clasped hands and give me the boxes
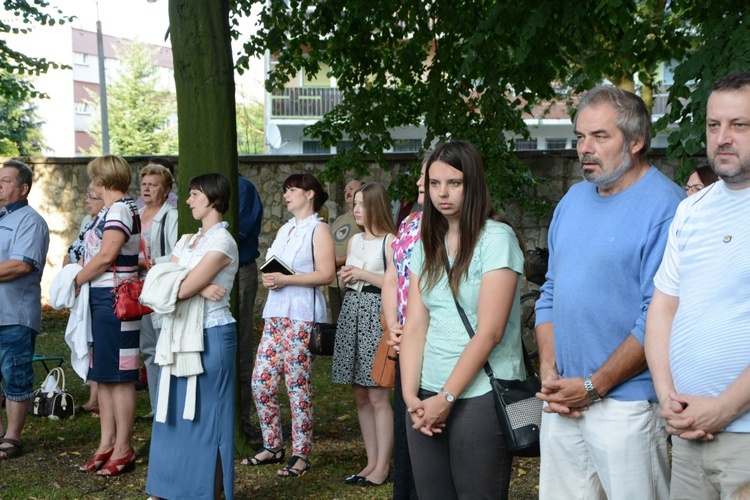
[535,368,592,418]
[659,392,727,441]
[405,394,451,436]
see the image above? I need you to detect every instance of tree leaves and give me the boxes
[0,0,74,101]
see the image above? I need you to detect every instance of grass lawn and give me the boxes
[0,306,539,499]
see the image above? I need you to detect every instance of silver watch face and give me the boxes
[441,389,455,403]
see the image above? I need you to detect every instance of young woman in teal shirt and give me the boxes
[400,141,525,499]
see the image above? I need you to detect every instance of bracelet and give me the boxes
[584,375,602,403]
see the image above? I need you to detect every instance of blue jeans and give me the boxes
[0,324,37,401]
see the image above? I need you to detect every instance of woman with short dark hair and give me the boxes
[244,173,335,478]
[145,173,239,499]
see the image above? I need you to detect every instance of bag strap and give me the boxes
[381,235,388,270]
[311,224,319,324]
[159,208,167,258]
[46,367,65,393]
[447,262,536,379]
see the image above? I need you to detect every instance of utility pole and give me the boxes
[96,0,110,154]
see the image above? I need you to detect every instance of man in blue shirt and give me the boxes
[0,160,50,459]
[237,173,263,443]
[534,87,684,499]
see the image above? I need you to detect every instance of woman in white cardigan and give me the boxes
[137,164,178,416]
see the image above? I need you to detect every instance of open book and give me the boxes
[260,255,294,275]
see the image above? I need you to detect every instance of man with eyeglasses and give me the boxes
[646,71,750,499]
[0,160,50,460]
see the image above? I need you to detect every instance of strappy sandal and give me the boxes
[96,447,135,477]
[241,447,285,466]
[277,455,311,478]
[79,448,114,472]
[0,438,23,460]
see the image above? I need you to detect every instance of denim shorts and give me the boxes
[0,324,37,401]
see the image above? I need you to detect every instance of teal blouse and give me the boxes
[409,220,525,398]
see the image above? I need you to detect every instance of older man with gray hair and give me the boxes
[534,86,683,499]
[0,159,50,460]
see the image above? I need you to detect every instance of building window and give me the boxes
[393,139,421,152]
[514,138,538,151]
[570,139,578,149]
[545,138,568,150]
[336,141,353,152]
[303,140,330,154]
[73,52,88,65]
[74,102,91,115]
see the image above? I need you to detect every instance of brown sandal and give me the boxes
[0,438,23,460]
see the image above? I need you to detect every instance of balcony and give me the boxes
[271,87,343,118]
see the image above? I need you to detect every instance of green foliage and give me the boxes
[0,72,46,155]
[236,91,265,154]
[84,40,177,156]
[0,0,74,100]
[240,1,695,217]
[657,2,750,182]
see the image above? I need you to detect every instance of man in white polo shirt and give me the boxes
[646,71,750,499]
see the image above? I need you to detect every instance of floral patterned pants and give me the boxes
[252,317,314,455]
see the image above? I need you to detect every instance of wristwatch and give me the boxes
[440,387,456,404]
[584,375,602,403]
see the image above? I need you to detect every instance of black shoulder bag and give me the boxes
[309,224,337,356]
[450,265,542,457]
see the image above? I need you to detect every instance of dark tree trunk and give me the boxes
[169,0,249,457]
[169,0,238,237]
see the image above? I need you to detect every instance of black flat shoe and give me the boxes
[344,474,364,484]
[358,475,389,487]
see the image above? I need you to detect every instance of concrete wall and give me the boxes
[4,150,703,309]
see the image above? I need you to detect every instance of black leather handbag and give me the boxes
[308,225,336,356]
[309,322,337,356]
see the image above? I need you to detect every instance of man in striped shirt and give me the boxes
[646,71,750,500]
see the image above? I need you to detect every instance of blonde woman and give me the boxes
[74,155,141,476]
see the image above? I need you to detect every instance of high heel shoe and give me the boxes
[96,447,135,477]
[78,448,114,473]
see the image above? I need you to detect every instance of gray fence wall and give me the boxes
[6,149,701,306]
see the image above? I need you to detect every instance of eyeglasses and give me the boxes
[683,183,704,194]
[84,194,101,201]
